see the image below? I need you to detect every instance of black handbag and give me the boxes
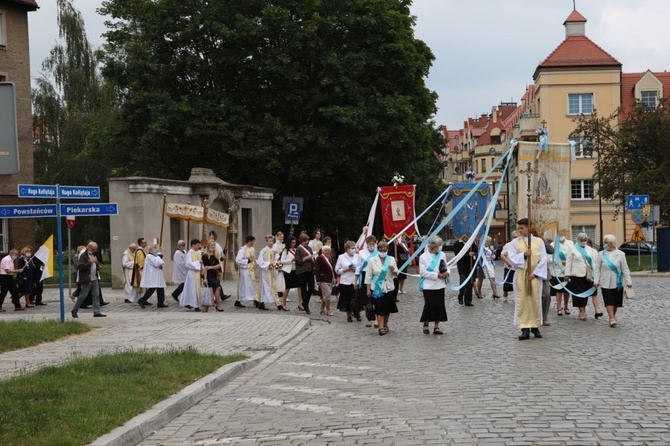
[331,283,340,296]
[15,275,25,286]
[364,302,375,320]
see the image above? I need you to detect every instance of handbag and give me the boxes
[364,302,375,320]
[201,285,213,307]
[624,287,635,299]
[331,283,340,296]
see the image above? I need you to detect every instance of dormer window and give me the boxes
[641,91,657,108]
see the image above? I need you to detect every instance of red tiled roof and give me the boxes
[620,71,670,123]
[6,0,39,10]
[564,9,587,24]
[535,35,621,78]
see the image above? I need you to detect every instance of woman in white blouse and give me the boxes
[564,232,599,321]
[419,236,449,335]
[335,241,360,322]
[364,240,399,336]
[594,234,633,327]
[280,236,299,310]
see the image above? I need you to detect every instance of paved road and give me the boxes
[127,274,670,445]
[4,273,670,444]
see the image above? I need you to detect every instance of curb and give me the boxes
[91,318,310,446]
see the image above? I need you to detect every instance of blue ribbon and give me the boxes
[574,244,593,271]
[602,250,623,290]
[358,249,378,288]
[419,252,441,292]
[372,255,391,298]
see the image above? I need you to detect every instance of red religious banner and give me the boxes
[379,184,417,239]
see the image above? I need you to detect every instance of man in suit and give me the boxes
[453,236,478,306]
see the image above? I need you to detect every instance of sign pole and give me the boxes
[67,226,72,298]
[56,184,65,323]
[651,222,655,274]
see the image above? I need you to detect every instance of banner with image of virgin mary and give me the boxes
[451,183,490,239]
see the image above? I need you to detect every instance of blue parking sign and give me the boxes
[286,202,301,221]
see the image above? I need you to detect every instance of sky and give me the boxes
[28,0,670,130]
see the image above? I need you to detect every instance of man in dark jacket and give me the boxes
[71,241,106,318]
[453,236,478,306]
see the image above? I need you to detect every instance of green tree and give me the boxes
[99,0,444,238]
[571,101,670,223]
[32,0,119,247]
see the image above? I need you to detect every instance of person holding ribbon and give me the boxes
[594,234,632,327]
[564,232,599,321]
[335,241,360,322]
[315,244,336,316]
[364,241,399,336]
[356,235,378,327]
[551,235,573,316]
[419,236,448,335]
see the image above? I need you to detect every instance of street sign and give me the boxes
[59,203,118,216]
[17,184,58,198]
[627,194,649,210]
[0,204,58,219]
[285,202,301,221]
[631,224,646,242]
[642,204,651,218]
[58,185,100,199]
[631,210,646,224]
[66,216,76,228]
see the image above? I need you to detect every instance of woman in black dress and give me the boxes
[202,240,224,312]
[17,246,36,308]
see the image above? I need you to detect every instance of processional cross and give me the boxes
[519,161,539,288]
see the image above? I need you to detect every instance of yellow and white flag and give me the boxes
[34,235,54,282]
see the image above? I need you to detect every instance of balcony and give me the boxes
[518,113,540,138]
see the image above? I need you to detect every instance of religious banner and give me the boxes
[517,141,571,237]
[166,203,230,227]
[451,183,490,239]
[379,184,418,239]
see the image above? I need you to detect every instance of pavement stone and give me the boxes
[3,269,670,445]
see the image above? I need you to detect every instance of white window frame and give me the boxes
[0,11,6,48]
[567,93,594,115]
[641,91,657,108]
[571,179,595,200]
[0,219,8,253]
[571,225,596,243]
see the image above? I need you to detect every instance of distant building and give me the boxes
[0,0,39,253]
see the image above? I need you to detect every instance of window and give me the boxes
[568,93,593,115]
[571,179,595,200]
[641,91,657,108]
[570,137,594,159]
[571,225,596,243]
[481,159,486,172]
[0,219,8,253]
[0,74,6,82]
[0,12,5,47]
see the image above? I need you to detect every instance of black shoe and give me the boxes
[216,307,224,312]
[356,316,362,322]
[101,301,109,306]
[234,301,245,308]
[253,300,259,308]
[518,329,530,340]
[157,304,169,308]
[80,306,89,309]
[258,303,266,310]
[595,312,603,319]
[37,302,47,306]
[144,301,153,305]
[304,308,311,314]
[277,305,284,311]
[185,305,192,309]
[531,328,543,338]
[125,299,132,303]
[93,313,106,317]
[71,310,78,318]
[464,303,474,307]
[138,301,146,309]
[221,294,231,301]
[458,300,464,305]
[171,294,179,302]
[347,317,353,322]
[194,308,201,312]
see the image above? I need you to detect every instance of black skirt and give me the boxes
[503,268,515,292]
[568,276,593,307]
[356,272,369,307]
[601,287,624,308]
[337,283,356,312]
[283,271,301,289]
[420,288,447,322]
[373,291,398,316]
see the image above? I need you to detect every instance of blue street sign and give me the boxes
[59,203,118,216]
[627,194,649,210]
[286,201,301,221]
[17,184,58,198]
[0,204,58,218]
[58,185,100,199]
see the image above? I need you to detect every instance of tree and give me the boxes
[571,101,670,223]
[99,0,444,238]
[32,0,119,246]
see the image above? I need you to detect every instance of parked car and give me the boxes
[618,242,656,255]
[442,239,457,252]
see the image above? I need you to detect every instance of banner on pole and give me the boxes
[379,184,418,239]
[451,183,490,239]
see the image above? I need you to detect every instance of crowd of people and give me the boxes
[0,245,46,312]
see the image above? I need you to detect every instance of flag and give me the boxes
[34,235,54,282]
[356,189,380,250]
[378,184,418,239]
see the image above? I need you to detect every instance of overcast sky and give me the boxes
[28,0,670,130]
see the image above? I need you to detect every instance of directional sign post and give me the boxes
[17,184,58,199]
[627,194,650,210]
[58,185,100,199]
[60,203,118,216]
[0,204,58,218]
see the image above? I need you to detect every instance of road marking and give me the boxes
[280,361,374,371]
[281,371,391,386]
[268,384,402,403]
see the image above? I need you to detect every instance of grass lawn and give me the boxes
[626,254,658,272]
[0,320,91,354]
[0,348,245,446]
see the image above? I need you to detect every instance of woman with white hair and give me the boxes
[594,234,632,327]
[364,240,399,335]
[564,232,599,320]
[419,236,449,334]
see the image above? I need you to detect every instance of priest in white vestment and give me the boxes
[257,235,281,310]
[235,235,259,306]
[122,243,139,303]
[180,239,203,311]
[139,245,168,308]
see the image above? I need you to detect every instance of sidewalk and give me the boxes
[0,284,311,445]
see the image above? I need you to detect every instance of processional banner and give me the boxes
[517,141,571,237]
[451,183,490,239]
[379,184,418,239]
[166,203,230,228]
